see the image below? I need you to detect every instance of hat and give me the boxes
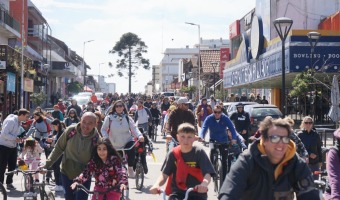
[177,97,189,104]
[236,102,244,108]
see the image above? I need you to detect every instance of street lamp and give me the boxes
[307,31,321,69]
[273,17,293,118]
[185,22,201,100]
[82,40,94,88]
[210,61,219,97]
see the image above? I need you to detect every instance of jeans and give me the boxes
[138,123,149,133]
[0,145,17,184]
[61,173,91,200]
[209,142,229,183]
[52,156,62,186]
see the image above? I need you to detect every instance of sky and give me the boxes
[31,0,256,93]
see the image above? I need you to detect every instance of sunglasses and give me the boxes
[268,135,290,144]
[304,121,313,124]
[214,111,222,114]
[115,105,124,108]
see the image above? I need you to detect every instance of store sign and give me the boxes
[24,78,34,92]
[0,61,6,69]
[220,48,230,79]
[7,72,15,92]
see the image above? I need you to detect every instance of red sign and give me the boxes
[229,20,240,39]
[220,48,230,79]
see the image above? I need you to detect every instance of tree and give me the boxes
[67,81,82,94]
[109,32,150,93]
[30,92,47,107]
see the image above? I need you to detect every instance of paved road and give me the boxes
[6,126,217,200]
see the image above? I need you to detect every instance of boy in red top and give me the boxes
[150,123,215,200]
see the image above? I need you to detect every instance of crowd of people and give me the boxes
[0,91,338,200]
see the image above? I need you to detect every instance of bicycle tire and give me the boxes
[0,182,7,200]
[153,125,157,142]
[24,174,32,192]
[213,157,220,194]
[135,162,144,190]
[120,188,126,200]
[218,159,224,190]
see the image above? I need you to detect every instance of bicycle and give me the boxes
[135,143,145,190]
[6,169,55,200]
[209,141,229,194]
[151,117,159,142]
[116,140,140,199]
[314,170,328,200]
[0,182,7,200]
[76,183,125,200]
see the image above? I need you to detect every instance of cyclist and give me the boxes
[229,102,251,145]
[148,101,161,138]
[134,99,152,134]
[199,104,238,182]
[219,117,318,200]
[150,123,215,200]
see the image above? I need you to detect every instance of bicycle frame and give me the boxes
[158,187,197,200]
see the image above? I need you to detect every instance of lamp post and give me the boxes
[185,22,201,100]
[273,17,293,118]
[210,61,219,97]
[307,31,321,122]
[82,40,94,89]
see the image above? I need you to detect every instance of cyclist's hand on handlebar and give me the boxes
[138,136,144,142]
[70,182,78,190]
[194,184,208,193]
[120,184,127,191]
[149,185,160,194]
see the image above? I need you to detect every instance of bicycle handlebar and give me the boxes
[5,169,53,175]
[116,140,140,151]
[157,187,200,200]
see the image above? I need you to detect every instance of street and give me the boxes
[6,127,217,200]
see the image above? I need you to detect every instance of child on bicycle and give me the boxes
[150,123,215,200]
[18,136,44,182]
[71,138,128,200]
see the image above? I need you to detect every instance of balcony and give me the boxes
[28,25,47,42]
[49,61,76,77]
[0,7,20,38]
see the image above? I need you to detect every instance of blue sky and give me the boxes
[31,0,255,93]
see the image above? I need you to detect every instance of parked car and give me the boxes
[161,92,175,97]
[244,104,283,135]
[226,102,259,116]
[73,95,91,109]
[223,102,232,115]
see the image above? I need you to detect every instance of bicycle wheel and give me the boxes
[213,159,220,194]
[24,174,32,192]
[40,186,55,200]
[218,159,224,191]
[120,188,126,200]
[0,182,7,200]
[153,125,157,142]
[135,162,144,190]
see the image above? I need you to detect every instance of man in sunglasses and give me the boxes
[199,104,238,183]
[219,117,318,200]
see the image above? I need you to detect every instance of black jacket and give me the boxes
[297,129,322,164]
[230,111,250,133]
[219,140,319,200]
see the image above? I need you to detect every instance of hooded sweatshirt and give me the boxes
[219,139,319,200]
[45,123,100,179]
[0,114,21,148]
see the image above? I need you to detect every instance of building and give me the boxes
[223,0,340,121]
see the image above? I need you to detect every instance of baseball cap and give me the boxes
[177,97,189,104]
[236,102,244,108]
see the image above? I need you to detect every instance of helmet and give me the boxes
[236,102,244,108]
[334,129,340,139]
[129,107,136,111]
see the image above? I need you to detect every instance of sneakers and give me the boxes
[52,185,64,192]
[128,167,135,178]
[6,184,16,190]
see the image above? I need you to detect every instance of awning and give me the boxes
[210,79,223,89]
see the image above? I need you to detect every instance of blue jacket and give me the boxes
[200,114,237,142]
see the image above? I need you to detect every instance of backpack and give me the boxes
[33,118,51,134]
[325,147,340,194]
[165,146,204,195]
[66,126,99,146]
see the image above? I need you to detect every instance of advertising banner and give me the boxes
[24,78,34,92]
[220,48,230,79]
[7,72,15,92]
